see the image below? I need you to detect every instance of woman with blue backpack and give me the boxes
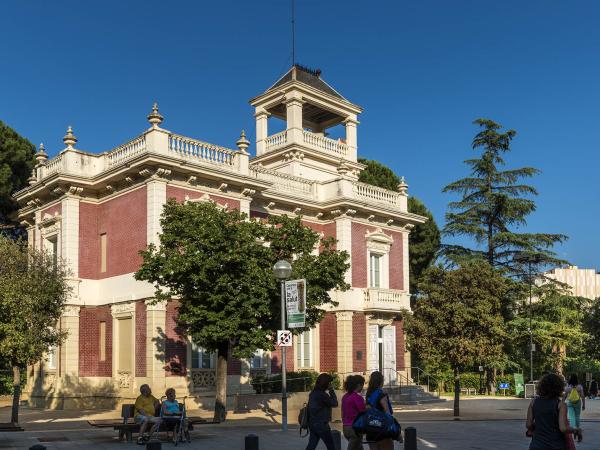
[365,371,395,450]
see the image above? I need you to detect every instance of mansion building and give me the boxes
[15,66,425,408]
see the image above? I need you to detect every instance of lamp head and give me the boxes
[273,259,292,280]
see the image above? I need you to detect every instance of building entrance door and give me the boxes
[367,324,396,385]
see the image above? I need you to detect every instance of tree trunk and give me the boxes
[453,367,460,417]
[11,366,21,424]
[214,343,228,422]
[486,368,497,395]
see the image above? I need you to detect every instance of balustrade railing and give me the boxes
[250,165,315,197]
[302,130,348,157]
[264,130,287,150]
[106,134,147,167]
[353,182,401,207]
[43,154,64,177]
[364,288,410,311]
[169,134,237,168]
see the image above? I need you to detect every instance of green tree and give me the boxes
[405,262,510,416]
[583,297,600,361]
[442,119,567,274]
[0,236,70,423]
[509,287,590,376]
[358,158,441,292]
[0,122,36,236]
[136,200,349,421]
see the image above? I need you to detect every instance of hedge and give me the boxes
[424,372,519,396]
[251,370,341,394]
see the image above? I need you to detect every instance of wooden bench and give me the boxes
[88,404,220,442]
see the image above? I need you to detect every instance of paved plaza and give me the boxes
[2,398,600,449]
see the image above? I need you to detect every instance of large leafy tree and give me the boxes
[358,158,440,293]
[136,200,349,421]
[0,236,70,423]
[405,262,510,416]
[442,119,567,274]
[508,287,590,377]
[0,121,36,236]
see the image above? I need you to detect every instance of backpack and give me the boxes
[353,390,401,442]
[567,387,580,403]
[298,403,309,437]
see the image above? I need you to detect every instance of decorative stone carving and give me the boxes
[67,186,83,196]
[335,311,353,321]
[145,299,167,311]
[62,305,81,317]
[52,186,65,196]
[191,369,217,388]
[139,169,152,178]
[124,176,135,185]
[293,207,301,215]
[345,209,357,217]
[117,371,132,388]
[367,215,375,222]
[106,185,114,193]
[315,212,324,219]
[186,175,197,185]
[155,168,172,179]
[111,302,135,317]
[242,188,255,197]
[218,183,228,192]
[386,219,394,226]
[365,228,393,253]
[265,202,275,210]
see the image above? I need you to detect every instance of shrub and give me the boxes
[251,370,340,394]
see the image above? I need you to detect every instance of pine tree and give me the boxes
[442,119,567,274]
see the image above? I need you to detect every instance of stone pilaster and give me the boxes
[61,196,80,278]
[335,217,352,286]
[60,305,80,377]
[336,311,354,376]
[147,180,167,247]
[145,300,167,390]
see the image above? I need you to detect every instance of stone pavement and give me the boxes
[1,398,600,449]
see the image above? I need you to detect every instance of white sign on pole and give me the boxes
[285,279,306,328]
[277,330,293,347]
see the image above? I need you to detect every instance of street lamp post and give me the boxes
[273,260,292,432]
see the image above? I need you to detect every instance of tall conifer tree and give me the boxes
[442,119,567,274]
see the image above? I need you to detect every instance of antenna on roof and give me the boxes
[292,0,296,66]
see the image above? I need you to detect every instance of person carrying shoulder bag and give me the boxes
[365,371,395,450]
[305,373,338,450]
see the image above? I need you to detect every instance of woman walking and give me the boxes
[526,373,579,450]
[305,373,338,450]
[342,375,366,450]
[365,371,394,450]
[563,374,585,441]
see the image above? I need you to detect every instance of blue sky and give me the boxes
[1,0,598,269]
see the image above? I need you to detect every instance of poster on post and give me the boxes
[285,279,306,328]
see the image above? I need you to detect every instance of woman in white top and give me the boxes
[563,373,585,442]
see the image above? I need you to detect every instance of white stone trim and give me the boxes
[61,197,79,278]
[147,180,167,247]
[335,217,352,285]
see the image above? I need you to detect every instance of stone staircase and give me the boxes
[387,384,447,405]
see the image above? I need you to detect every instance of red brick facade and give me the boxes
[388,230,404,291]
[135,302,147,377]
[270,345,294,374]
[393,318,405,370]
[165,301,187,376]
[166,186,240,210]
[79,306,112,377]
[78,187,147,279]
[351,223,403,290]
[352,313,367,372]
[319,313,338,372]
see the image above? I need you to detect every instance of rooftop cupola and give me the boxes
[249,65,363,180]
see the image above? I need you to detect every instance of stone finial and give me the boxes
[63,126,77,149]
[398,176,408,195]
[236,130,250,154]
[147,102,164,128]
[337,161,351,177]
[35,143,48,164]
[27,171,37,185]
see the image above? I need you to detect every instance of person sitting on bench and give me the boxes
[161,388,189,438]
[134,384,162,444]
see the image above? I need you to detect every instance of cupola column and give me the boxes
[344,117,359,162]
[285,93,304,144]
[255,110,270,156]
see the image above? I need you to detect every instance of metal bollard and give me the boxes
[29,446,46,450]
[245,433,259,450]
[404,426,417,450]
[331,429,342,450]
[146,441,162,450]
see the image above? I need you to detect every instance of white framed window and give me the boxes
[250,349,268,369]
[191,342,215,369]
[369,253,382,288]
[46,345,57,370]
[296,330,313,369]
